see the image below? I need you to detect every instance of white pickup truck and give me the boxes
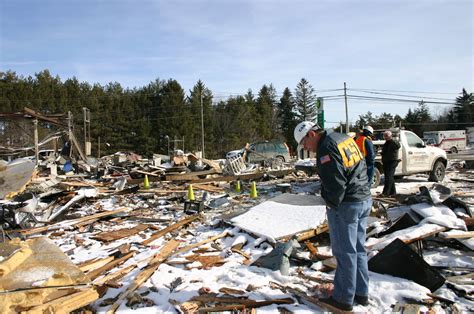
[372,128,448,187]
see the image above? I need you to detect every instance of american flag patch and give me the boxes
[320,154,331,164]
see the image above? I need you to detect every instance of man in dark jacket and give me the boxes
[381,130,401,196]
[294,121,372,311]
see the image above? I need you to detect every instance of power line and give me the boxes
[346,95,456,105]
[349,88,462,95]
[347,89,457,101]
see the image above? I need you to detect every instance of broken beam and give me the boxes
[142,214,200,246]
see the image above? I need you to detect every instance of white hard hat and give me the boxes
[363,126,374,135]
[294,121,319,144]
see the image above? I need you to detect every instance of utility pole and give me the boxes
[33,119,39,164]
[98,136,101,158]
[200,90,205,159]
[344,82,349,133]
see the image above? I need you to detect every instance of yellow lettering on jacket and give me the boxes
[337,138,363,168]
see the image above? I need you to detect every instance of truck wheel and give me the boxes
[450,146,458,154]
[429,160,445,182]
[372,168,381,187]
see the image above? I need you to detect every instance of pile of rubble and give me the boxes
[0,151,473,313]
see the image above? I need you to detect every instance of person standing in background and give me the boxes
[355,126,375,186]
[381,130,401,196]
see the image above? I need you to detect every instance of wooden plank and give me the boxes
[79,256,114,273]
[445,273,474,284]
[269,282,347,314]
[187,169,293,184]
[87,252,135,280]
[172,231,229,257]
[137,189,186,194]
[92,224,149,242]
[366,225,446,250]
[26,288,99,314]
[439,231,474,239]
[20,208,130,236]
[134,169,162,177]
[23,106,65,126]
[166,169,217,181]
[193,183,224,193]
[142,214,201,246]
[197,297,294,312]
[106,239,180,314]
[93,265,137,285]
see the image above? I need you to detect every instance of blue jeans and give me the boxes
[326,198,372,305]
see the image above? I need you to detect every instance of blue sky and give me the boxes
[1,0,472,127]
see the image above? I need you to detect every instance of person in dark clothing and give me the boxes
[294,121,372,311]
[381,130,401,196]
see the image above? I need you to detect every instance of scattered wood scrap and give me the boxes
[92,224,149,242]
[142,214,201,246]
[106,239,180,313]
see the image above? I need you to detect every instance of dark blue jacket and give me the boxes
[316,129,372,208]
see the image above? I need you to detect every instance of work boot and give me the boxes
[354,295,369,306]
[319,296,353,311]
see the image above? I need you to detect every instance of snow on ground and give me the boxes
[42,160,473,313]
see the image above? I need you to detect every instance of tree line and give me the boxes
[1,70,472,159]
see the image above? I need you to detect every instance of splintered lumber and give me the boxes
[192,183,224,193]
[20,208,129,236]
[166,169,217,181]
[188,169,294,184]
[142,214,201,245]
[439,231,474,239]
[87,252,135,280]
[25,288,99,314]
[185,254,225,269]
[172,231,230,257]
[92,224,149,242]
[134,169,161,177]
[278,224,329,243]
[93,265,137,285]
[106,239,180,314]
[373,196,400,205]
[269,281,345,314]
[445,273,474,284]
[79,256,115,273]
[197,297,294,312]
[366,224,447,251]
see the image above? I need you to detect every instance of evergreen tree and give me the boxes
[294,78,317,122]
[255,84,276,140]
[451,89,474,129]
[277,87,298,154]
[187,80,214,156]
[404,101,432,136]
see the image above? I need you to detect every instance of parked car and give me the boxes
[226,141,291,164]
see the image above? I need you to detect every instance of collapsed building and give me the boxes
[0,109,473,313]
